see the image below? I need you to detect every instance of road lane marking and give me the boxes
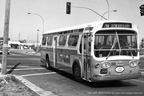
[20,72,56,77]
[7,67,46,71]
[131,79,144,83]
[7,65,31,68]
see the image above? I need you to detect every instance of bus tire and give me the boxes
[73,63,82,82]
[45,55,51,69]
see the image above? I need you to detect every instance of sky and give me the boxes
[0,0,144,43]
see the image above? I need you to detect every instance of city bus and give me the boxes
[40,20,141,82]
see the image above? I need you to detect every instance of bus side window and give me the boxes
[68,34,79,47]
[58,35,67,46]
[42,36,46,45]
[47,36,53,46]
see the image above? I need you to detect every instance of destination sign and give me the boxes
[102,23,132,28]
[85,26,93,31]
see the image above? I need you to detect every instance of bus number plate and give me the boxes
[115,67,124,73]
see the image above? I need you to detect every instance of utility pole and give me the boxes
[105,0,110,20]
[1,0,11,75]
[37,29,39,47]
[19,32,20,41]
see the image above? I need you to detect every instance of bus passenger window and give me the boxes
[68,34,79,46]
[42,37,46,45]
[59,35,67,46]
[47,36,53,46]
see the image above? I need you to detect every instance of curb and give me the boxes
[0,75,39,96]
[14,75,57,96]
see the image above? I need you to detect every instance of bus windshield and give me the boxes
[94,30,138,58]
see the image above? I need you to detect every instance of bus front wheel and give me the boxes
[73,64,82,82]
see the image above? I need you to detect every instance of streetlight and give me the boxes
[72,6,107,20]
[101,10,117,20]
[27,12,44,34]
[105,0,110,19]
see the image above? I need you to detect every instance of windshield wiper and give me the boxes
[106,31,120,59]
[106,37,116,59]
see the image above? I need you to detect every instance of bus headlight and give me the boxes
[129,61,137,68]
[101,62,111,69]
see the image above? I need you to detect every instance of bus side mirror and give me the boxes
[88,37,92,42]
[88,33,92,42]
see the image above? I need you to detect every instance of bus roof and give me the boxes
[43,20,136,35]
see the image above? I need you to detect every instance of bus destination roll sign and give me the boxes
[102,23,132,28]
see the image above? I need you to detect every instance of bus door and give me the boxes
[53,36,58,68]
[82,34,91,81]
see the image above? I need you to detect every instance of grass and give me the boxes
[0,75,39,96]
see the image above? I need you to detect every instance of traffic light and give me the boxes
[140,4,144,16]
[66,2,71,14]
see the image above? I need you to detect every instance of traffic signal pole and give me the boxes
[66,2,107,20]
[1,0,11,75]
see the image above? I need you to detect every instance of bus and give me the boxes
[40,20,141,82]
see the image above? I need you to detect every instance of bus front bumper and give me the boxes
[91,72,141,82]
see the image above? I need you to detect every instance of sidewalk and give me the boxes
[0,49,54,96]
[0,75,39,96]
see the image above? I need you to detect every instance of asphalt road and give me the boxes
[0,51,144,96]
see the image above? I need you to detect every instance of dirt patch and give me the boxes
[0,75,38,96]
